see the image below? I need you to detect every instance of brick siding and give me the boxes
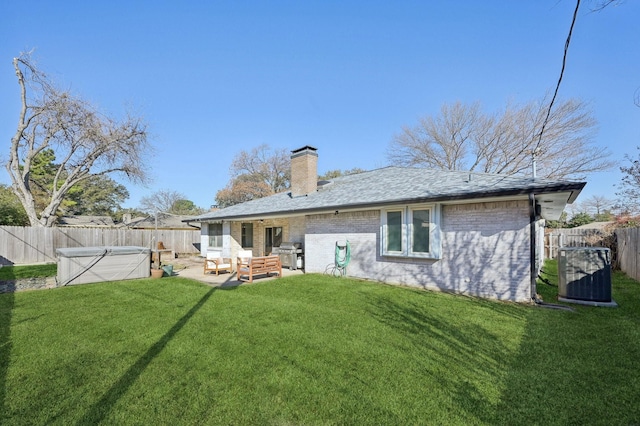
[304,200,532,302]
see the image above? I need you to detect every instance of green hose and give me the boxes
[335,241,351,271]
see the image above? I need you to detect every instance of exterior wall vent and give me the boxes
[557,247,615,306]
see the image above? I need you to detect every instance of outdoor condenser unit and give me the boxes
[56,246,150,286]
[557,247,613,304]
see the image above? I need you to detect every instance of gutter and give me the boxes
[184,182,586,223]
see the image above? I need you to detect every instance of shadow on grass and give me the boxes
[493,268,640,424]
[367,290,529,423]
[76,278,234,425]
[0,278,15,422]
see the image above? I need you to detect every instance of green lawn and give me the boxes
[1,262,638,425]
[0,263,56,280]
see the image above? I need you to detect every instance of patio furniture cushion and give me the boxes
[237,249,253,263]
[204,250,233,275]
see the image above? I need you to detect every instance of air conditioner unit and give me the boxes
[557,247,615,306]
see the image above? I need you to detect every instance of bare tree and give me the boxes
[215,174,273,208]
[581,195,613,216]
[6,52,151,227]
[390,102,483,171]
[389,0,623,180]
[387,96,614,180]
[589,0,623,12]
[616,146,640,214]
[565,200,586,218]
[229,144,290,193]
[139,190,187,214]
[215,145,291,208]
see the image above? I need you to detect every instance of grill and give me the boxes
[273,242,303,270]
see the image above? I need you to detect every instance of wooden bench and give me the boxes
[237,255,282,283]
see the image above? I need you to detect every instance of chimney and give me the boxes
[290,145,318,196]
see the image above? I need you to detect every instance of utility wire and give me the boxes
[535,0,581,152]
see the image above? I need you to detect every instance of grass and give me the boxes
[0,263,638,425]
[0,263,56,280]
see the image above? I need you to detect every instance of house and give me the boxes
[123,212,201,230]
[187,146,585,302]
[57,215,116,227]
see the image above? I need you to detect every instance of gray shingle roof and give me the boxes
[189,167,585,222]
[127,213,201,229]
[57,215,116,227]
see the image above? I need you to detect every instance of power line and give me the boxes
[535,0,581,151]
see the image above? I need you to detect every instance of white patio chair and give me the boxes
[204,250,233,275]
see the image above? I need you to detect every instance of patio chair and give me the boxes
[237,249,253,263]
[204,250,233,275]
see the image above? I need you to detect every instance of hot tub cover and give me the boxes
[56,246,150,258]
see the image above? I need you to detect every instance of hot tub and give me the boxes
[56,246,150,286]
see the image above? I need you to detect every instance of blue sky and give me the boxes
[1,1,638,211]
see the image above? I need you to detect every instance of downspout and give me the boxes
[529,192,575,311]
[529,193,538,302]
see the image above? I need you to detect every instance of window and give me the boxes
[410,208,430,255]
[208,223,223,248]
[385,210,404,254]
[264,227,282,255]
[381,204,441,259]
[241,223,253,248]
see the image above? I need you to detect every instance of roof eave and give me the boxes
[186,182,586,222]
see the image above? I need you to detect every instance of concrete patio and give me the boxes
[165,255,305,287]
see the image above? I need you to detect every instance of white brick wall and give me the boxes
[304,200,532,302]
[305,211,379,275]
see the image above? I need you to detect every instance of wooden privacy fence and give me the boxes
[545,227,640,282]
[616,227,640,282]
[0,226,201,266]
[544,229,603,259]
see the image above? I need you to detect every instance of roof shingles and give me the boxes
[191,167,585,222]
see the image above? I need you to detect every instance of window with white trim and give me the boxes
[381,204,441,259]
[208,223,223,248]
